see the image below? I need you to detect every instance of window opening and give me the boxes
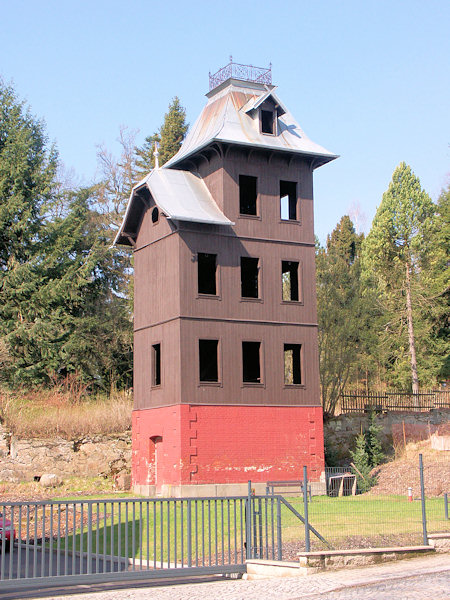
[239,175,257,215]
[198,253,217,295]
[261,110,275,134]
[152,343,161,386]
[151,207,159,223]
[284,344,302,385]
[280,181,297,220]
[199,339,219,382]
[242,341,261,383]
[282,261,299,301]
[241,257,259,298]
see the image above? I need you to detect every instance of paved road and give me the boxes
[9,553,449,600]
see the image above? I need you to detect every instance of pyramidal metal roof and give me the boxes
[165,78,337,169]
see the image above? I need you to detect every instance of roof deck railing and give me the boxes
[209,57,272,91]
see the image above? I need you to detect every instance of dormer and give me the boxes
[243,90,287,136]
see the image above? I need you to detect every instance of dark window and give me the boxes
[198,253,217,295]
[239,175,257,215]
[284,344,302,385]
[199,339,219,382]
[242,342,261,383]
[282,261,299,301]
[261,110,275,134]
[241,257,259,298]
[151,207,159,223]
[152,343,161,386]
[280,181,297,220]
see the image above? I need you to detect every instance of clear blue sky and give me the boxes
[2,0,449,242]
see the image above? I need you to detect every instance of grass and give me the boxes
[45,494,450,563]
[0,381,132,439]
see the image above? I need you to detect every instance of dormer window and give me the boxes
[261,109,275,135]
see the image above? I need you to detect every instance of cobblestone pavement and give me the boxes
[20,554,450,600]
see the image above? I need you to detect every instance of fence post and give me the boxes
[303,466,311,552]
[444,493,448,521]
[245,480,252,559]
[419,454,428,545]
[276,497,282,560]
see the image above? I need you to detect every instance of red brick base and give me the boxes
[132,405,324,491]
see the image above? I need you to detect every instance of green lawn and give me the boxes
[52,494,449,561]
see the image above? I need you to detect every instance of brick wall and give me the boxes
[132,405,324,490]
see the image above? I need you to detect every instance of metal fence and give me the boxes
[340,390,450,413]
[278,455,450,554]
[0,490,286,590]
[1,456,449,589]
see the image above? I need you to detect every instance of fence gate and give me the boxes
[0,493,283,591]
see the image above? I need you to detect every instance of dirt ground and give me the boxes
[369,441,449,497]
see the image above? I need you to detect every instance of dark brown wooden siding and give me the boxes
[133,150,321,410]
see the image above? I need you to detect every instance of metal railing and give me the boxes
[209,58,272,90]
[0,493,282,590]
[340,390,450,413]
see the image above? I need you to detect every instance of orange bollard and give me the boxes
[408,486,413,502]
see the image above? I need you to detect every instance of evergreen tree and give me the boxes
[135,132,160,175]
[362,163,443,392]
[135,97,188,174]
[366,410,384,467]
[350,433,373,493]
[158,97,188,166]
[0,79,57,266]
[316,216,371,414]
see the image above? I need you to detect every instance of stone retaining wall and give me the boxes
[0,423,131,482]
[324,409,450,463]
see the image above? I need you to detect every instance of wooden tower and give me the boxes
[115,61,337,496]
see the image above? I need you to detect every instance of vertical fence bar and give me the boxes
[17,506,22,580]
[110,503,115,573]
[41,504,46,577]
[245,481,252,559]
[180,501,184,568]
[152,502,156,569]
[64,503,69,576]
[103,502,108,574]
[95,503,100,574]
[8,506,14,579]
[444,493,448,520]
[117,501,122,573]
[26,505,30,579]
[34,505,38,578]
[132,502,136,571]
[173,500,177,569]
[270,496,275,559]
[419,454,428,545]
[87,503,92,575]
[303,466,311,552]
[146,501,150,568]
[187,500,192,568]
[49,504,53,577]
[166,501,170,568]
[124,502,129,570]
[80,503,84,574]
[56,505,61,577]
[276,497,282,561]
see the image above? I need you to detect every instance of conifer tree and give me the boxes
[362,163,441,393]
[135,97,188,174]
[366,410,384,467]
[316,216,372,414]
[350,433,373,493]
